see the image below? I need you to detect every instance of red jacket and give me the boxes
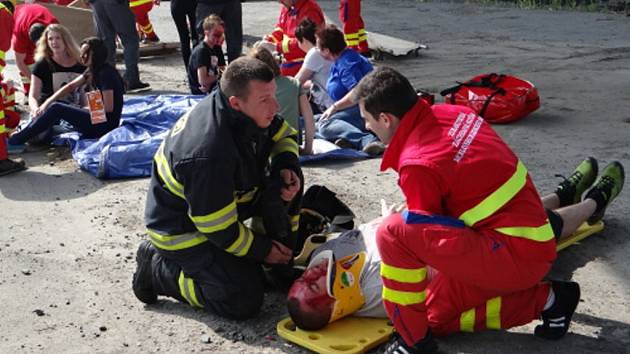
[381,99,556,262]
[264,0,324,75]
[0,2,14,73]
[12,4,58,64]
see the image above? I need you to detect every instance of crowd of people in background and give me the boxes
[1,0,377,177]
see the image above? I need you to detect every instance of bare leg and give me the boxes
[555,199,597,240]
[541,193,560,210]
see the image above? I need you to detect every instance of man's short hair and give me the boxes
[247,47,280,77]
[295,18,317,45]
[316,24,346,56]
[29,23,47,44]
[354,67,418,120]
[220,57,275,98]
[287,297,330,331]
[202,14,224,32]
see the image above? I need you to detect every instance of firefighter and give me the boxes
[262,0,325,77]
[129,0,160,44]
[0,0,25,177]
[351,67,624,353]
[132,57,304,319]
[338,0,369,56]
[11,3,58,96]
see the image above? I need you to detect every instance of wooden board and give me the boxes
[41,3,96,41]
[116,42,180,59]
[367,32,427,61]
[277,317,393,354]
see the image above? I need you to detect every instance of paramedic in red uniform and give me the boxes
[352,67,624,354]
[129,0,160,44]
[338,0,368,56]
[11,3,58,96]
[0,0,26,176]
[263,0,324,77]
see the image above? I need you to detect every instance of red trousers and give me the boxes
[0,79,18,160]
[376,212,551,346]
[130,1,158,40]
[338,0,368,54]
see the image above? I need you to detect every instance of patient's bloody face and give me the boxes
[288,259,334,312]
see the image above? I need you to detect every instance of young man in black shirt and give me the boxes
[187,14,226,95]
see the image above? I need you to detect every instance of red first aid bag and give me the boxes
[440,73,540,124]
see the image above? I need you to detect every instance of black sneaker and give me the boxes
[534,281,580,340]
[382,331,438,354]
[334,138,354,149]
[126,81,152,94]
[583,161,624,224]
[132,240,158,304]
[554,157,598,207]
[0,158,26,177]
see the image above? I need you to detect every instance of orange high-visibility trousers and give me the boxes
[130,0,158,40]
[376,212,551,346]
[338,0,368,54]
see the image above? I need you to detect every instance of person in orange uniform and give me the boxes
[11,3,58,96]
[263,0,324,77]
[338,0,368,56]
[129,0,161,44]
[352,67,625,354]
[0,0,26,176]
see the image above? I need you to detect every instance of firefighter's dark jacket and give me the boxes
[145,89,301,262]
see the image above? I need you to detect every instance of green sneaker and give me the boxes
[554,157,598,207]
[584,161,625,224]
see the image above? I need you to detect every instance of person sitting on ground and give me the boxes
[294,18,333,114]
[23,24,85,144]
[350,67,625,354]
[248,46,315,155]
[11,3,58,96]
[314,24,384,156]
[288,156,624,338]
[188,14,226,95]
[9,37,124,146]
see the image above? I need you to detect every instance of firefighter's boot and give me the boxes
[132,240,158,304]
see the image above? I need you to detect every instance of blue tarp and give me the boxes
[55,95,368,179]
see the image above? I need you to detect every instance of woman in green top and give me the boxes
[248,47,315,155]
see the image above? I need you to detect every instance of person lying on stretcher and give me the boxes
[287,157,624,334]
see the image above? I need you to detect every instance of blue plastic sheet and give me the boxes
[54,95,368,179]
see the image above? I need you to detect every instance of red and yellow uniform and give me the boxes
[1,0,16,161]
[377,99,556,346]
[338,0,368,54]
[264,0,324,77]
[129,0,159,41]
[11,3,58,95]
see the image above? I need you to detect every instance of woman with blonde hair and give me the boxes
[26,24,86,142]
[248,46,315,155]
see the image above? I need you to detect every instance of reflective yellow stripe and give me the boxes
[225,223,254,257]
[178,272,204,308]
[381,264,427,283]
[345,40,359,46]
[458,160,527,227]
[235,187,258,204]
[495,222,554,242]
[147,229,208,251]
[290,214,300,232]
[0,50,5,60]
[272,121,297,142]
[154,143,185,199]
[189,199,238,233]
[344,33,359,39]
[281,37,291,53]
[141,23,154,32]
[129,0,152,7]
[382,286,426,306]
[270,137,299,159]
[486,297,501,329]
[460,308,475,332]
